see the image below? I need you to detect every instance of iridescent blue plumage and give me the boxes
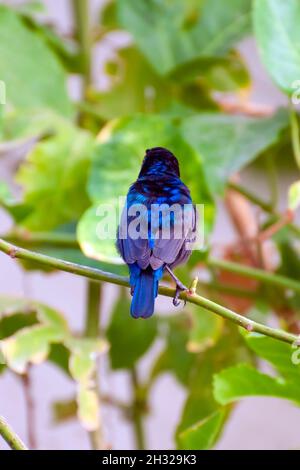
[117,147,195,319]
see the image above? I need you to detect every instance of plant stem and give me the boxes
[202,281,258,299]
[85,280,101,337]
[72,0,91,92]
[228,181,300,237]
[0,238,298,345]
[0,416,27,450]
[21,369,36,449]
[5,231,78,248]
[207,257,300,293]
[265,154,278,208]
[228,181,274,213]
[131,368,146,450]
[84,280,105,450]
[290,108,300,170]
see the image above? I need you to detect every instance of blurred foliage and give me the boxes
[0,0,300,451]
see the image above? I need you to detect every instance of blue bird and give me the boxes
[117,147,196,319]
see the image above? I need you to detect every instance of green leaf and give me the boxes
[95,46,172,119]
[243,332,300,382]
[68,337,108,382]
[1,324,65,374]
[100,0,118,31]
[77,200,124,264]
[181,110,288,194]
[79,114,214,263]
[0,313,37,340]
[77,384,99,432]
[117,0,252,75]
[48,343,70,376]
[0,5,72,115]
[16,117,94,231]
[177,408,226,450]
[176,325,253,435]
[187,307,224,353]
[214,363,300,406]
[253,0,300,95]
[0,297,68,373]
[288,180,300,210]
[107,292,157,370]
[169,53,250,92]
[68,338,107,431]
[52,397,77,424]
[151,314,195,386]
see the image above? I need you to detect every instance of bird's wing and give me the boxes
[117,197,151,268]
[150,195,196,269]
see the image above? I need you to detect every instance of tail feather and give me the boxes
[131,270,158,319]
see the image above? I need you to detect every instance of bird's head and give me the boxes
[138,147,180,178]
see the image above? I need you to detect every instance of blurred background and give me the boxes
[1,0,300,450]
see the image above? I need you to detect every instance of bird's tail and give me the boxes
[131,269,159,319]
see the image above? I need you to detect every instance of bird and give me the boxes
[117,147,196,319]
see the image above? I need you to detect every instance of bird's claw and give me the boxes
[172,285,188,307]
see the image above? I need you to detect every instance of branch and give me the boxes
[84,281,105,450]
[228,181,300,238]
[207,257,300,294]
[0,416,27,450]
[0,238,299,345]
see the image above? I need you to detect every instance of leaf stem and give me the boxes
[0,416,27,450]
[84,280,105,450]
[131,368,146,450]
[228,181,300,237]
[5,231,78,248]
[0,238,298,345]
[72,0,91,91]
[20,369,36,449]
[207,257,300,293]
[228,181,274,214]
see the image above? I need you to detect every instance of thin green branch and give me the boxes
[84,280,105,450]
[72,0,91,90]
[228,181,274,213]
[207,258,300,294]
[228,181,300,237]
[5,231,78,248]
[265,154,278,208]
[131,368,146,450]
[0,238,298,345]
[0,416,27,450]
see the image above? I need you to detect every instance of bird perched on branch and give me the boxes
[117,147,196,319]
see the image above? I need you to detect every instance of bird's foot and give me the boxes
[172,283,188,307]
[165,265,188,307]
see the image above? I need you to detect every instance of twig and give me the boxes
[0,416,27,450]
[228,181,274,213]
[0,238,298,345]
[84,280,105,450]
[131,368,146,450]
[20,369,36,449]
[72,0,91,92]
[217,99,274,117]
[257,209,294,242]
[228,181,300,237]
